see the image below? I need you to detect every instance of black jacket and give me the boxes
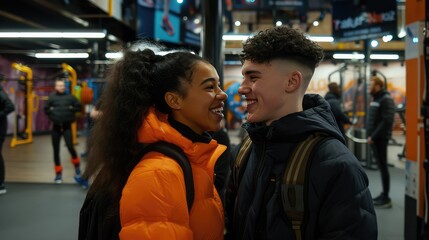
[366,90,395,141]
[324,92,351,135]
[44,92,81,124]
[225,94,377,240]
[0,86,15,138]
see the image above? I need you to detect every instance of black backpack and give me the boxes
[78,141,194,240]
[233,132,329,240]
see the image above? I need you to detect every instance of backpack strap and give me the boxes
[281,132,328,240]
[232,135,253,187]
[132,141,194,212]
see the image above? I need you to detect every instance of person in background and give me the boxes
[44,79,84,185]
[212,118,233,204]
[225,26,377,239]
[83,46,227,239]
[0,85,14,195]
[367,76,396,208]
[324,82,352,140]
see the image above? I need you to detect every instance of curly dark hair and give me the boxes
[84,47,206,207]
[241,26,324,70]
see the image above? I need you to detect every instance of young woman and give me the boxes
[84,47,228,239]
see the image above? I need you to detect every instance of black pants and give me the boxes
[371,139,390,197]
[0,119,7,185]
[52,123,77,166]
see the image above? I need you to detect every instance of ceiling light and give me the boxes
[307,35,334,42]
[105,52,123,59]
[0,31,106,38]
[332,53,400,60]
[398,29,406,38]
[35,53,89,58]
[333,53,365,60]
[313,21,320,27]
[382,35,393,42]
[370,54,399,60]
[234,21,241,27]
[371,40,379,48]
[222,34,250,41]
[276,21,283,26]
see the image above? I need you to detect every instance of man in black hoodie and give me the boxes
[225,26,377,239]
[44,79,86,187]
[0,85,14,194]
[367,76,395,208]
[324,82,352,140]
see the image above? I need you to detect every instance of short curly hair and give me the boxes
[241,26,324,70]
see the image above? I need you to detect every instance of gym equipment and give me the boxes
[10,63,34,147]
[61,63,78,145]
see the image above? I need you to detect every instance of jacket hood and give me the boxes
[137,107,226,167]
[244,94,345,144]
[324,92,339,101]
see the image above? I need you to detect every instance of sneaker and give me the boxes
[75,168,81,177]
[373,197,392,208]
[74,175,89,189]
[0,185,6,195]
[54,174,62,184]
[372,193,385,202]
[161,17,174,36]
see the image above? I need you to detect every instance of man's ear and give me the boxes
[285,71,302,93]
[164,92,182,110]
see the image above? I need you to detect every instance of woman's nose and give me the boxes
[218,89,228,101]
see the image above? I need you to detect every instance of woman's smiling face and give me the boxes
[172,61,228,134]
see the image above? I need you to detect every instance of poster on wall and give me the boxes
[233,0,306,11]
[331,0,397,42]
[136,0,201,48]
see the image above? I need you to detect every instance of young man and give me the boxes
[44,80,86,187]
[367,76,396,208]
[225,27,377,239]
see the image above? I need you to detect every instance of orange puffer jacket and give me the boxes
[119,108,226,240]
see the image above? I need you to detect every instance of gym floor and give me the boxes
[0,132,406,240]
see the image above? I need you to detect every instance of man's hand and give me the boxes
[367,136,373,144]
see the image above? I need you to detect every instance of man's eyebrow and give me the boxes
[243,70,261,75]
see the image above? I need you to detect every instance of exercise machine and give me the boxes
[10,63,34,147]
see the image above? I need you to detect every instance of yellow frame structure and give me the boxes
[61,63,78,145]
[10,63,34,147]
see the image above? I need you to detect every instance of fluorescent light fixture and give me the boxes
[370,54,399,60]
[35,53,89,58]
[307,35,334,42]
[222,34,250,41]
[105,52,123,59]
[333,53,365,60]
[0,31,106,38]
[223,34,334,43]
[333,53,400,60]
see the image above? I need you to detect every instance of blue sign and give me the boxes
[332,0,397,42]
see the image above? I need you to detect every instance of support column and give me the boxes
[201,0,224,87]
[404,0,426,239]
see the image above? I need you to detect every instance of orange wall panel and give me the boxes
[406,0,426,24]
[406,57,421,161]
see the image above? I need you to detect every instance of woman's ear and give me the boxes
[285,71,302,93]
[164,92,182,110]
